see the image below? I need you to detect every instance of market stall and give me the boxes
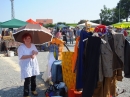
[43,24,130,97]
[26,19,42,25]
[0,18,27,28]
[77,21,100,28]
[112,22,130,28]
[0,19,27,56]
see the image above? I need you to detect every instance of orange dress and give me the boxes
[72,37,80,72]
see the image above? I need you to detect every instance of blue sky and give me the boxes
[0,0,119,23]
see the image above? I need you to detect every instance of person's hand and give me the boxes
[32,50,37,55]
[31,54,35,59]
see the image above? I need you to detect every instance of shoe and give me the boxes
[31,91,38,96]
[23,96,31,97]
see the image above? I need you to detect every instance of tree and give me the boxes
[57,22,66,25]
[78,20,87,24]
[99,5,115,25]
[99,5,121,25]
[116,0,130,22]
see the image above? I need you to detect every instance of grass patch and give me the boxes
[66,23,77,27]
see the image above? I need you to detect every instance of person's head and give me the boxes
[22,33,32,44]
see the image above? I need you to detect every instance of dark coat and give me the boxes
[124,39,130,78]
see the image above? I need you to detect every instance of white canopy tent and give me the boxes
[78,21,100,27]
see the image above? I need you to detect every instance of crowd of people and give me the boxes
[48,26,130,46]
[49,27,82,45]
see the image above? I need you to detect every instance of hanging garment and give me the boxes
[93,69,122,97]
[98,55,104,82]
[124,39,130,78]
[53,44,59,60]
[42,52,56,82]
[51,38,65,45]
[49,44,59,60]
[101,33,125,78]
[72,36,80,72]
[76,30,92,89]
[50,38,65,60]
[94,25,106,34]
[107,33,123,70]
[82,37,101,97]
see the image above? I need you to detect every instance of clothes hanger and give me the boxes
[83,33,106,44]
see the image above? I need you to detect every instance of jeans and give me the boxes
[69,37,73,44]
[23,76,36,96]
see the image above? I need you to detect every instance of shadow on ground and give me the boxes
[0,72,48,97]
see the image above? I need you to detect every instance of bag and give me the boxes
[51,60,63,83]
[45,84,66,97]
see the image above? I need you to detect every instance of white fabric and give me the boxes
[78,21,99,27]
[17,43,40,79]
[42,52,56,82]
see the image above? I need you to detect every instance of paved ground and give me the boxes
[0,44,130,97]
[0,44,74,97]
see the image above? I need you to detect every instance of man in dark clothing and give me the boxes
[62,29,67,44]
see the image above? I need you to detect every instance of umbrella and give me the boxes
[112,22,130,28]
[13,23,52,44]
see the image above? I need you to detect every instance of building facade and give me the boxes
[36,19,53,25]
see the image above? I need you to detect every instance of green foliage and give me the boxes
[43,23,55,28]
[99,5,117,25]
[99,0,130,25]
[116,0,130,22]
[66,23,77,27]
[57,22,66,25]
[99,5,123,25]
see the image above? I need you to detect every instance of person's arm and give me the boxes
[21,55,32,59]
[18,45,34,59]
[32,44,38,55]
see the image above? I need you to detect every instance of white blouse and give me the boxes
[17,43,40,79]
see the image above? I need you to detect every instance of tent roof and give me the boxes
[0,18,27,28]
[112,22,130,27]
[26,19,38,24]
[78,21,99,27]
[57,24,67,28]
[26,19,42,26]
